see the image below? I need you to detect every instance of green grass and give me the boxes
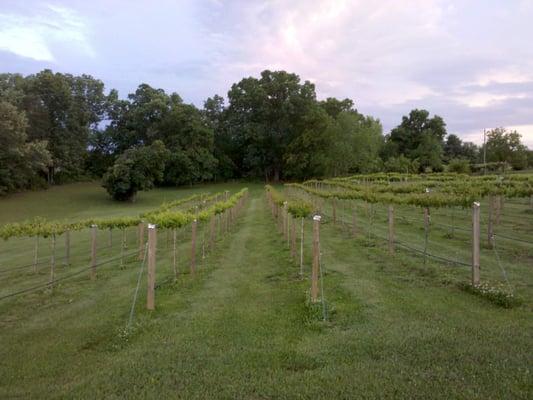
[0,183,532,398]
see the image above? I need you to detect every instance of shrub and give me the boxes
[102,140,169,201]
[459,282,522,308]
[447,158,471,173]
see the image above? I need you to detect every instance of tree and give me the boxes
[283,106,333,180]
[106,84,217,185]
[484,128,528,170]
[102,140,169,201]
[0,101,51,194]
[388,109,447,171]
[203,95,236,180]
[225,70,318,181]
[444,134,479,164]
[319,97,356,119]
[333,112,383,174]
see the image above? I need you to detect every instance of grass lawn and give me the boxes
[0,183,531,399]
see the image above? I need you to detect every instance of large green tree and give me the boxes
[388,109,447,171]
[102,140,169,201]
[484,128,528,169]
[106,84,217,185]
[0,101,51,194]
[225,70,318,181]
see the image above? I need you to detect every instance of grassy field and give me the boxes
[0,183,532,399]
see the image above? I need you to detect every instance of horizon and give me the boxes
[1,0,532,147]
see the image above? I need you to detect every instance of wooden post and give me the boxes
[388,205,394,255]
[190,219,197,274]
[487,195,495,249]
[64,230,70,266]
[495,195,501,225]
[33,236,39,273]
[300,217,305,277]
[209,216,216,250]
[311,215,321,302]
[172,228,178,279]
[290,214,296,259]
[91,225,97,280]
[146,224,157,310]
[138,222,145,261]
[49,234,56,285]
[472,202,480,286]
[108,228,112,248]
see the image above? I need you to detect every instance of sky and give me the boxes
[1,0,532,147]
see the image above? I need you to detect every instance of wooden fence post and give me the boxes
[495,195,502,225]
[472,202,480,286]
[311,215,321,302]
[290,214,296,259]
[146,224,157,310]
[487,195,495,249]
[64,230,70,266]
[388,205,395,255]
[91,225,97,280]
[300,217,305,277]
[138,222,145,261]
[209,216,216,250]
[190,219,197,274]
[108,228,113,248]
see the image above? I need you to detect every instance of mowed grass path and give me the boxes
[0,185,532,398]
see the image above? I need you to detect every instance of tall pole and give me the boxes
[483,128,487,175]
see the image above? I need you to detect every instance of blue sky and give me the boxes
[1,0,532,146]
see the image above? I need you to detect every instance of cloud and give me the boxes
[0,4,94,62]
[1,0,532,148]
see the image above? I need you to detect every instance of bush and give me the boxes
[459,282,522,308]
[384,155,419,173]
[102,140,169,201]
[447,158,471,173]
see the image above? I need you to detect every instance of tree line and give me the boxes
[1,69,531,199]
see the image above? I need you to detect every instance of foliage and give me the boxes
[444,134,478,164]
[290,173,533,208]
[459,282,522,308]
[265,185,313,217]
[0,101,51,194]
[0,188,248,239]
[483,128,529,170]
[446,158,471,174]
[383,155,419,173]
[387,109,447,171]
[102,140,170,201]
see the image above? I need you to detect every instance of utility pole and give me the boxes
[483,128,487,175]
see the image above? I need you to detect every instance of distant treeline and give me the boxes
[1,69,532,196]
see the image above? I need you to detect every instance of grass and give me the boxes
[0,183,532,398]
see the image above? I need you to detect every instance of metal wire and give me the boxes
[0,249,140,302]
[128,243,149,330]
